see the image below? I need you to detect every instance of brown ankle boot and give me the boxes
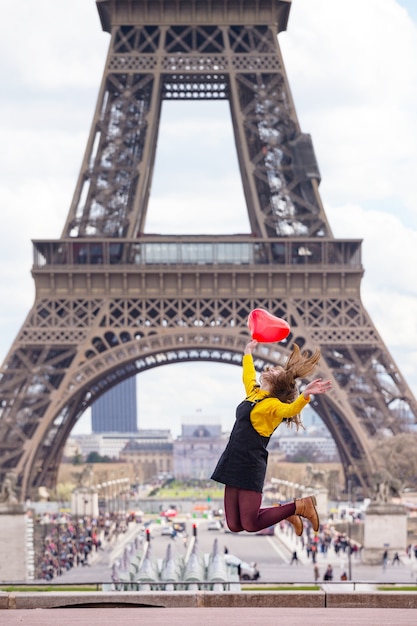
[286,513,303,537]
[277,504,303,536]
[294,496,319,532]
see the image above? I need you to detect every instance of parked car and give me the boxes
[160,507,177,518]
[207,520,222,531]
[224,553,260,581]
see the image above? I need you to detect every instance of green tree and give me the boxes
[373,433,417,492]
[86,451,113,463]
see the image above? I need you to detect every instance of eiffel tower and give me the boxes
[1,0,416,503]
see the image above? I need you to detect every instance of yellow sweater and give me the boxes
[242,354,310,437]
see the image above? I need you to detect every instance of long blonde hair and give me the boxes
[265,344,321,430]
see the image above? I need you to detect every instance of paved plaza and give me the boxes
[2,606,417,626]
[51,519,417,588]
[2,521,417,624]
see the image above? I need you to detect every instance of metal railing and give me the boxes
[32,237,362,270]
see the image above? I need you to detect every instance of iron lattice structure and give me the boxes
[1,0,416,501]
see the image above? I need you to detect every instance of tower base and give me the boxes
[71,488,99,519]
[0,505,33,582]
[362,502,407,565]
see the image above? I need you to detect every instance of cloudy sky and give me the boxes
[0,0,417,438]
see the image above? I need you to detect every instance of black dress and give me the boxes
[211,398,271,493]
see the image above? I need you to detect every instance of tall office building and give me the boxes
[91,377,137,433]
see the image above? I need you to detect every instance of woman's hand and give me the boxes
[244,339,258,354]
[303,378,332,399]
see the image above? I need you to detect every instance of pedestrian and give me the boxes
[382,549,388,570]
[211,339,331,536]
[323,564,333,581]
[392,552,401,565]
[313,564,320,582]
[290,550,299,565]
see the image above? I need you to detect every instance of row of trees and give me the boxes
[72,451,116,464]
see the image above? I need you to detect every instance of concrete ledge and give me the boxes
[1,591,417,610]
[0,593,9,609]
[326,592,417,609]
[202,591,324,608]
[4,591,324,610]
[9,591,199,609]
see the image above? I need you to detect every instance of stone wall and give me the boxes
[0,509,31,581]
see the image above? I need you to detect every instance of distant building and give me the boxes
[71,428,171,461]
[120,434,173,483]
[270,409,340,462]
[108,416,228,482]
[63,437,81,461]
[91,377,137,433]
[70,413,339,485]
[71,433,134,459]
[275,433,339,462]
[173,418,226,480]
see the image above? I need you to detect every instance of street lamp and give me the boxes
[102,482,108,514]
[347,479,352,581]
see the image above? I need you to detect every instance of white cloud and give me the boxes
[281,0,417,218]
[327,204,417,374]
[0,0,416,436]
[136,362,243,437]
[0,0,108,89]
[147,100,249,233]
[327,204,417,293]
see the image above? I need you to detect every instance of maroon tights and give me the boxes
[224,485,296,533]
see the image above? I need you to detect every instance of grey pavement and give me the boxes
[2,607,417,625]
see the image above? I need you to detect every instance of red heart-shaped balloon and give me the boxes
[247,309,291,343]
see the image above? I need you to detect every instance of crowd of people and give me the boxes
[278,519,362,581]
[34,512,129,581]
[285,522,360,559]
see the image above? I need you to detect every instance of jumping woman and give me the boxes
[211,339,332,536]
